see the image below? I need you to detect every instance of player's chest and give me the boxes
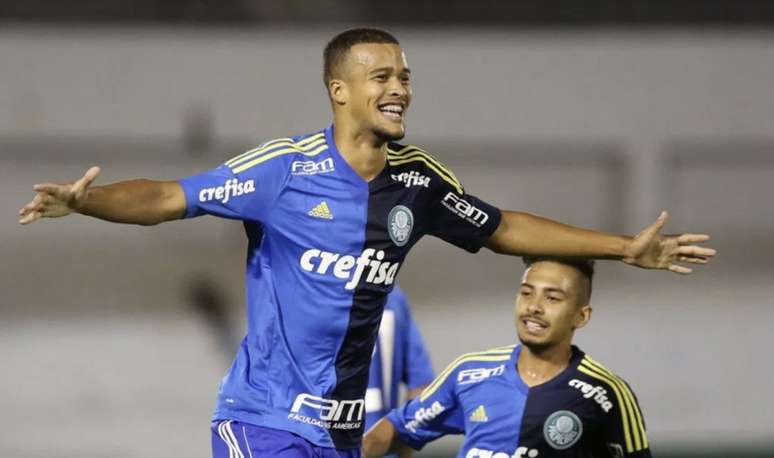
[270,172,433,253]
[459,381,608,457]
[517,385,609,456]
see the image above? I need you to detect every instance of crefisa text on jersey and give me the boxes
[300,248,400,290]
[405,401,445,433]
[390,171,431,188]
[198,178,256,204]
[466,447,539,458]
[568,379,613,413]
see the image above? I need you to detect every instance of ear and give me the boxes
[573,305,592,331]
[329,79,347,106]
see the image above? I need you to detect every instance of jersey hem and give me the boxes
[213,408,362,450]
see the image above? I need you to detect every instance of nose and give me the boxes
[526,296,544,315]
[388,77,408,98]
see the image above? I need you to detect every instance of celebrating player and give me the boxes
[19,28,711,458]
[363,257,651,458]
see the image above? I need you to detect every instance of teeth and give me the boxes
[525,320,546,332]
[380,105,403,114]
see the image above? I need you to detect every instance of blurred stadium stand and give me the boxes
[1,3,773,458]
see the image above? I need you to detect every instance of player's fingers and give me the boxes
[33,183,66,196]
[20,194,44,213]
[668,264,692,275]
[679,256,709,264]
[19,210,41,225]
[639,211,669,240]
[72,166,100,193]
[677,245,717,257]
[677,233,710,244]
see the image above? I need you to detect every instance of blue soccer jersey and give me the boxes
[388,345,651,458]
[178,125,501,449]
[364,285,435,432]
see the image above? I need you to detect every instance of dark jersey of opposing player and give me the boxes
[388,345,651,458]
[178,125,501,449]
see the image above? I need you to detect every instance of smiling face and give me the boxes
[328,43,412,141]
[515,261,592,353]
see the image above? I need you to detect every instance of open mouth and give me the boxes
[378,103,404,121]
[522,318,548,334]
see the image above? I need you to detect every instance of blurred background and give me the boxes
[2,1,773,457]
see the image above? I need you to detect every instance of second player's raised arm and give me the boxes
[363,418,403,458]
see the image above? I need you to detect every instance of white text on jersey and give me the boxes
[466,447,539,458]
[458,365,506,385]
[292,157,335,176]
[405,401,445,433]
[300,248,400,290]
[289,393,364,431]
[569,379,613,413]
[199,179,255,204]
[391,171,431,188]
[442,192,490,227]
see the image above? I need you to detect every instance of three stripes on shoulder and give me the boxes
[224,133,464,194]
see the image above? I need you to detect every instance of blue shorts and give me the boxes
[211,420,361,458]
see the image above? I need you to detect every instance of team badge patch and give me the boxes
[388,205,413,247]
[543,410,583,450]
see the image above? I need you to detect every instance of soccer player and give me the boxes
[18,28,712,458]
[366,286,434,458]
[363,257,651,458]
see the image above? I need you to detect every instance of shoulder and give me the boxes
[223,130,329,175]
[386,142,464,194]
[573,353,639,395]
[419,345,515,400]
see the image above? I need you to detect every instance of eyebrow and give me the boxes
[369,66,411,75]
[520,283,567,296]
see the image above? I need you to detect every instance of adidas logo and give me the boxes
[469,405,488,423]
[308,201,333,220]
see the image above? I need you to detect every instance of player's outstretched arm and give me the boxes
[486,210,715,274]
[19,166,186,226]
[363,418,404,458]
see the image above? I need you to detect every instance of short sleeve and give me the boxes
[178,150,288,222]
[428,182,501,253]
[601,382,652,458]
[386,368,463,450]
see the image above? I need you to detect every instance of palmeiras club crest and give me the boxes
[388,205,413,247]
[543,410,583,450]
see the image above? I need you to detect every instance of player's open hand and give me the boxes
[622,211,716,274]
[18,166,101,225]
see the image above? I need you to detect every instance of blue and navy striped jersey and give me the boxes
[388,345,651,458]
[178,125,500,449]
[365,286,434,434]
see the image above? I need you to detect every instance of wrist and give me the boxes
[619,235,636,263]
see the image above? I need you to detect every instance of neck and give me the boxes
[332,116,388,182]
[517,341,573,388]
